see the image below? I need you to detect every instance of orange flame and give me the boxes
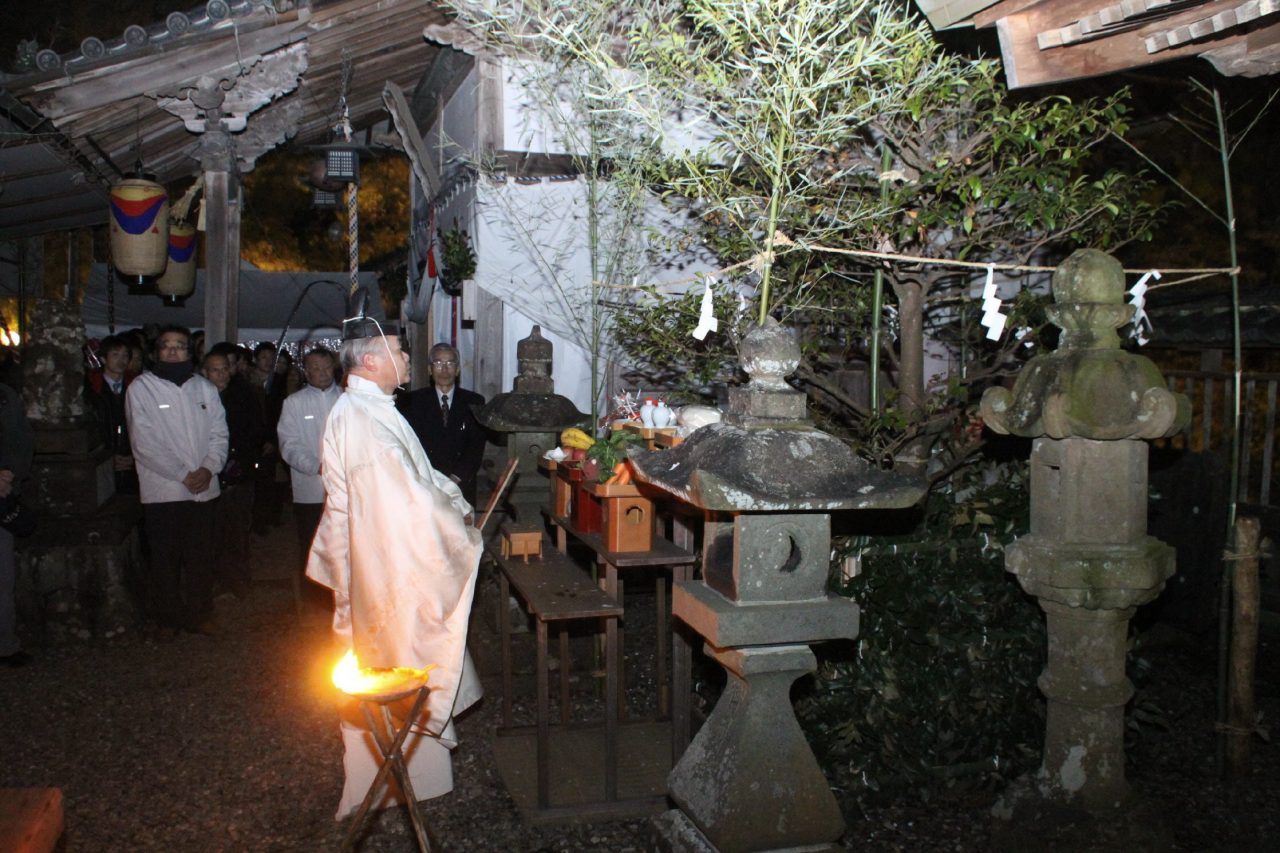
[330,649,433,697]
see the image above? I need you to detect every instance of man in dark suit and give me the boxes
[397,343,488,508]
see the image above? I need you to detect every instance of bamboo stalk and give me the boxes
[1202,80,1244,776]
[1226,515,1260,781]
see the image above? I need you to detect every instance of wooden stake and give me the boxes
[1226,515,1260,781]
[478,457,520,533]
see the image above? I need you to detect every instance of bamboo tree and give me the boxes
[443,6,662,422]
[1109,81,1278,772]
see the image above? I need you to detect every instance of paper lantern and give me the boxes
[156,220,197,305]
[109,178,170,277]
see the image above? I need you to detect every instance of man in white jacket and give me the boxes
[277,347,342,562]
[127,326,228,637]
[306,318,482,819]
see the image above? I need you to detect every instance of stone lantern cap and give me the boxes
[981,249,1189,441]
[628,422,925,512]
[477,392,587,433]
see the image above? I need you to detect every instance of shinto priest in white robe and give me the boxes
[306,373,483,818]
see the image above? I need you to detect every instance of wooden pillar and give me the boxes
[475,286,504,403]
[474,55,505,402]
[1226,515,1261,780]
[409,308,431,391]
[202,165,241,347]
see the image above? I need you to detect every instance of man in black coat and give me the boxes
[203,350,266,599]
[396,342,488,507]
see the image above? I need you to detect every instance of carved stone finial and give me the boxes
[514,325,554,394]
[1045,249,1134,351]
[980,249,1189,441]
[738,317,800,391]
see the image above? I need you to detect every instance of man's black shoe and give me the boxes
[1,650,33,667]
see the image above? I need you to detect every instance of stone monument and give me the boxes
[17,299,141,641]
[631,319,925,852]
[981,249,1189,819]
[476,325,587,520]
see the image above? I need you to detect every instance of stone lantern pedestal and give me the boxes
[632,320,924,853]
[982,250,1189,827]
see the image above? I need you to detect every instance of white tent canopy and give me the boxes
[82,261,383,344]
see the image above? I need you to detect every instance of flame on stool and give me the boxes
[331,649,433,697]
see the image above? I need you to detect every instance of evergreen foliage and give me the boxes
[798,455,1045,807]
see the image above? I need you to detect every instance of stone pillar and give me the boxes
[17,299,141,642]
[982,249,1189,820]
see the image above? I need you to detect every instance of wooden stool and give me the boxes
[500,523,544,562]
[337,675,438,853]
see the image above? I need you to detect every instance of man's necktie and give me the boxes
[441,393,450,425]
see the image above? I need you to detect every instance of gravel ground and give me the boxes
[3,515,1278,852]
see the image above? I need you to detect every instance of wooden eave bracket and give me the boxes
[996,0,1275,87]
[1145,0,1279,52]
[383,80,441,199]
[1037,0,1178,48]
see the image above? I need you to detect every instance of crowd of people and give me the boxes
[4,319,492,816]
[71,324,489,642]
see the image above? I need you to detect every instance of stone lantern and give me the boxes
[981,249,1189,816]
[476,325,587,520]
[16,299,140,640]
[631,319,925,852]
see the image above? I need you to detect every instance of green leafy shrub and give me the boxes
[796,456,1045,812]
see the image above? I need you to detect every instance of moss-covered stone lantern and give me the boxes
[632,319,924,852]
[981,249,1189,819]
[477,325,587,520]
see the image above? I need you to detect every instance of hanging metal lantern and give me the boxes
[109,177,170,278]
[156,220,197,305]
[309,142,366,187]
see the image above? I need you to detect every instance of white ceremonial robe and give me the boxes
[306,374,483,818]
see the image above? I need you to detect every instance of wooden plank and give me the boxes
[496,548,622,621]
[0,788,64,853]
[474,285,505,404]
[1203,376,1215,449]
[1242,379,1256,502]
[383,80,442,198]
[477,55,505,158]
[993,0,1257,88]
[1262,380,1277,505]
[1183,376,1195,445]
[974,0,1049,29]
[916,0,1007,28]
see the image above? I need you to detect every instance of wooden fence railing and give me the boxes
[1164,370,1280,506]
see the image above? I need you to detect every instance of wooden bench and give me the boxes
[0,788,64,853]
[493,539,624,814]
[546,509,698,762]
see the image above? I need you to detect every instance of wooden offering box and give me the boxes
[500,522,543,562]
[586,482,654,552]
[558,464,603,533]
[542,458,575,518]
